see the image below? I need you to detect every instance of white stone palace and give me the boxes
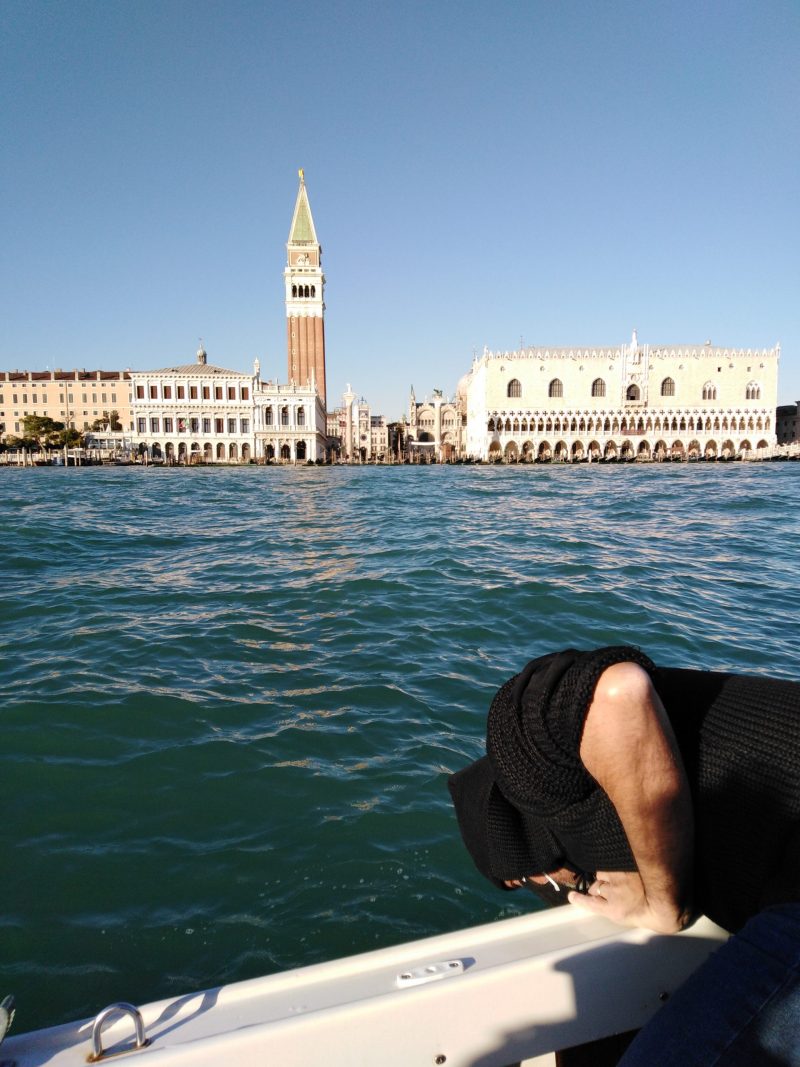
[459,333,780,461]
[253,363,327,462]
[129,346,255,462]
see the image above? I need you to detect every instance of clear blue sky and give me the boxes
[2,0,798,418]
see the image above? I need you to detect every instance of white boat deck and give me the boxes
[4,908,727,1067]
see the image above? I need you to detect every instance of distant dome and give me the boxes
[456,368,474,400]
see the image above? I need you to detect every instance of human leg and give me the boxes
[618,904,800,1066]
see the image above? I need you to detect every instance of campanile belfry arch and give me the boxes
[285,169,327,408]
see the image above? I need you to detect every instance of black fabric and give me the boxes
[450,647,800,933]
[447,757,562,887]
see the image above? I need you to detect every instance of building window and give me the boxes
[241,387,249,400]
[265,407,273,425]
[163,386,172,399]
[137,418,146,433]
[203,386,210,400]
[150,417,160,433]
[507,379,522,398]
[215,418,224,433]
[227,387,235,400]
[702,382,717,401]
[190,386,198,400]
[163,417,174,433]
[746,382,761,400]
[190,417,199,433]
[281,406,289,426]
[149,386,158,399]
[177,386,185,399]
[626,384,640,401]
[661,378,675,397]
[177,418,186,433]
[548,379,563,398]
[228,417,236,434]
[202,417,211,434]
[591,378,606,398]
[215,387,223,400]
[297,407,305,426]
[240,418,250,434]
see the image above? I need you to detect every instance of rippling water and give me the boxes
[2,463,799,1031]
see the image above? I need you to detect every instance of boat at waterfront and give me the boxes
[3,908,727,1067]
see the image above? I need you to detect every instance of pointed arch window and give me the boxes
[661,378,675,397]
[627,384,640,401]
[746,381,761,400]
[507,378,522,398]
[702,382,717,401]
[292,285,297,298]
[591,378,606,398]
[548,378,563,398]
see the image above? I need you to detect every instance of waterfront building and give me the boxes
[252,361,327,462]
[0,368,132,441]
[776,402,800,446]
[285,170,327,408]
[128,346,255,463]
[370,415,389,461]
[460,333,780,461]
[406,386,464,461]
[326,387,382,461]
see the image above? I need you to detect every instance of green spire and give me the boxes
[288,172,318,245]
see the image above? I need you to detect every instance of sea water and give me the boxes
[2,463,798,1031]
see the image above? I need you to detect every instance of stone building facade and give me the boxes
[0,368,132,440]
[776,402,799,446]
[253,365,327,462]
[460,334,780,461]
[128,347,255,462]
[406,387,464,460]
[326,386,380,461]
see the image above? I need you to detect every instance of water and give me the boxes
[2,463,798,1031]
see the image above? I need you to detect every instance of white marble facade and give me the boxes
[129,348,255,463]
[253,373,327,462]
[460,333,780,461]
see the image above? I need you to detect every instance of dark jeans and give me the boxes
[619,904,800,1066]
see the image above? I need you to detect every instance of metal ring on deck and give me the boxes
[89,1002,148,1061]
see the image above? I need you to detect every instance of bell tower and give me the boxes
[285,169,326,407]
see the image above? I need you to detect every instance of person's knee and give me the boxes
[593,661,654,709]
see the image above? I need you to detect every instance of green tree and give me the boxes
[55,427,84,448]
[22,415,65,450]
[89,410,123,432]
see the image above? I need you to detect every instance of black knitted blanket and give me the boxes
[451,647,800,933]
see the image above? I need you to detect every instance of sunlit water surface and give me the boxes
[2,463,798,1030]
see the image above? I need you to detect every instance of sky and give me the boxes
[1,0,798,418]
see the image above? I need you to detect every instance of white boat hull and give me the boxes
[5,909,727,1067]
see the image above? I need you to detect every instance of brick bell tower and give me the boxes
[285,169,326,407]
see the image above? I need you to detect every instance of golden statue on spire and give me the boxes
[298,168,305,182]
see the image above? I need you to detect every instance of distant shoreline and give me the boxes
[3,453,799,471]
